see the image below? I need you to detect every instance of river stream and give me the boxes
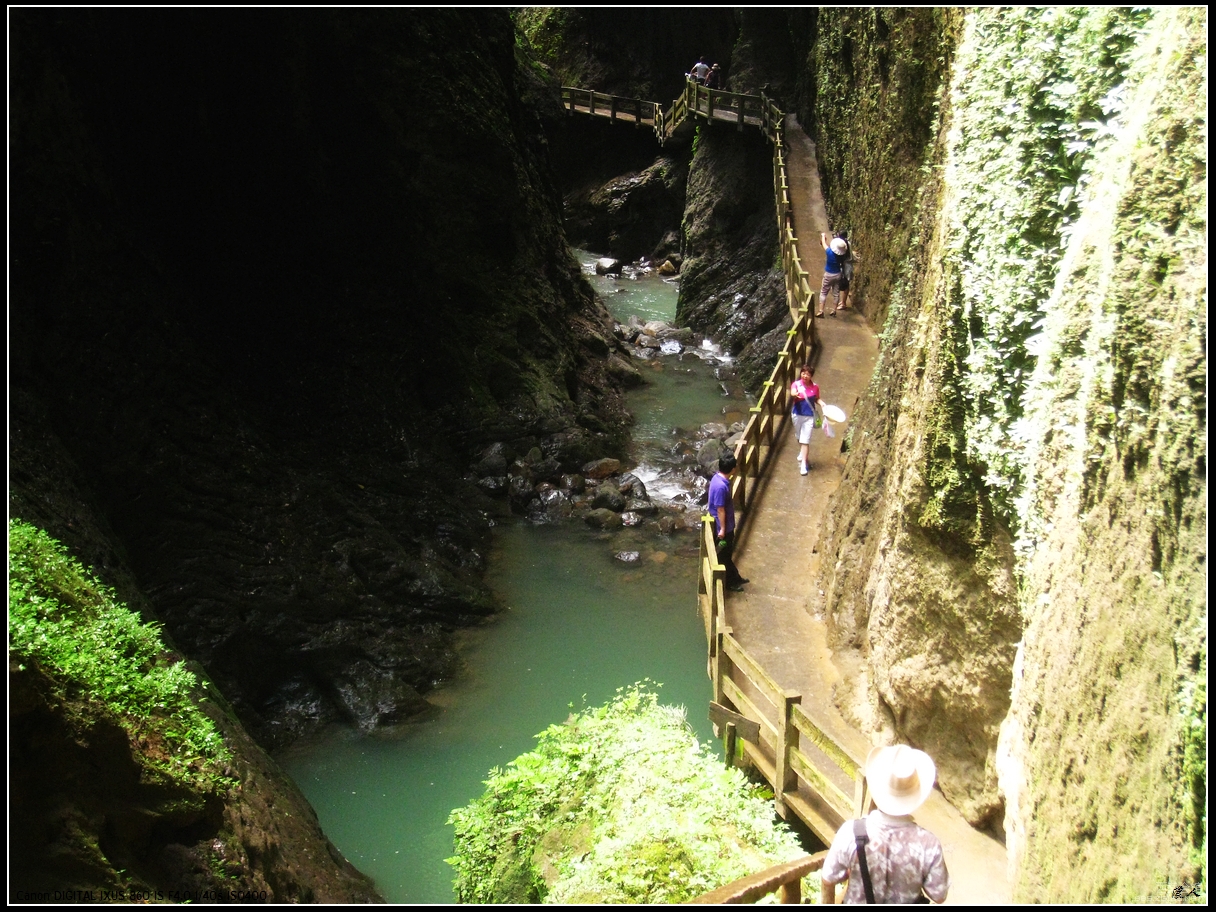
[279,252,754,903]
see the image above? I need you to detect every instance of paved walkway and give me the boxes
[728,115,1011,904]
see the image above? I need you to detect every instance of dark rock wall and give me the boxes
[675,128,789,392]
[10,9,632,748]
[515,8,738,105]
[10,400,381,899]
[552,116,688,263]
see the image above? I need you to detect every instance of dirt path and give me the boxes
[727,115,1011,904]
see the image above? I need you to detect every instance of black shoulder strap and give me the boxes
[853,818,876,904]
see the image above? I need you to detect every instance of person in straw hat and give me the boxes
[821,745,951,904]
[818,232,849,318]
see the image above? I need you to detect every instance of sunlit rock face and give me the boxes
[10,8,635,747]
[800,6,1205,901]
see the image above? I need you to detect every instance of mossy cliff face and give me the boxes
[794,7,1018,827]
[10,9,632,749]
[995,8,1207,901]
[10,473,380,900]
[11,657,382,902]
[804,5,1205,900]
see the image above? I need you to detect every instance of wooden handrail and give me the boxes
[687,851,828,904]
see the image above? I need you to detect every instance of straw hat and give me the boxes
[830,237,849,256]
[865,745,936,815]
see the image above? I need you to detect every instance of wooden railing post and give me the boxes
[779,877,801,905]
[774,692,802,819]
[609,95,617,122]
[714,629,728,707]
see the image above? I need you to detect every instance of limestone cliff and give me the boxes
[801,6,1205,900]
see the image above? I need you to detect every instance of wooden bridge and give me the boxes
[564,82,1009,904]
[561,80,770,147]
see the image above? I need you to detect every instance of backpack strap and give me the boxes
[853,818,876,904]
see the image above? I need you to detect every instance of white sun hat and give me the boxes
[865,744,936,816]
[830,237,848,255]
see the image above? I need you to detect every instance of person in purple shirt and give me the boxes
[708,454,748,591]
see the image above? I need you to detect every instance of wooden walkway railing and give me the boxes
[563,79,768,146]
[687,851,827,904]
[560,86,660,128]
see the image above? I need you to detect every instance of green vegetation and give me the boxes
[939,7,1150,535]
[8,519,231,789]
[448,684,811,903]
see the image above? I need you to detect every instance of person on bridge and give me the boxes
[790,364,821,476]
[705,63,723,90]
[818,233,849,318]
[691,57,711,85]
[708,454,748,591]
[820,745,951,904]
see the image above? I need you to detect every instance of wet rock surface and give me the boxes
[677,129,792,391]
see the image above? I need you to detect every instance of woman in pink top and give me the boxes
[790,364,821,476]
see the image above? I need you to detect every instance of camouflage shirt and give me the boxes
[822,810,951,903]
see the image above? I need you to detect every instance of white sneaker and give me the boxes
[800,461,808,476]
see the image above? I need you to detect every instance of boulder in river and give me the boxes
[595,257,623,275]
[614,550,641,562]
[592,484,626,513]
[618,473,648,500]
[582,457,622,479]
[475,442,512,477]
[657,259,678,276]
[696,438,725,473]
[625,498,658,515]
[477,476,508,497]
[508,475,535,508]
[620,512,643,527]
[584,509,623,530]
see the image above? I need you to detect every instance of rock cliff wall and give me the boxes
[10,9,646,890]
[10,9,632,748]
[801,6,1205,899]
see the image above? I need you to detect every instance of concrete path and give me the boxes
[728,115,1011,904]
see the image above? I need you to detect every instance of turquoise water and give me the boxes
[576,248,680,324]
[279,524,712,903]
[280,253,753,903]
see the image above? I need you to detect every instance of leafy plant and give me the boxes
[448,683,811,903]
[8,519,232,789]
[936,7,1150,532]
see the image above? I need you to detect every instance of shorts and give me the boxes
[793,413,815,444]
[820,271,841,304]
[838,274,850,291]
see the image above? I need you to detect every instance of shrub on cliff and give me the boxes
[447,683,810,903]
[8,519,230,790]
